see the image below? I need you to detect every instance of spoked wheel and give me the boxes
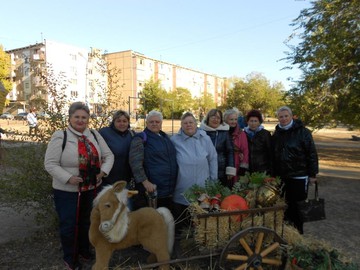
[219,227,287,270]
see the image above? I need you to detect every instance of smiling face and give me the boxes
[181,115,197,136]
[208,112,221,129]
[114,115,129,132]
[225,113,238,128]
[146,115,162,134]
[278,110,292,127]
[69,109,89,133]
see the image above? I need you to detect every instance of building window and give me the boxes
[70,91,78,97]
[25,82,29,89]
[140,59,144,65]
[70,54,77,61]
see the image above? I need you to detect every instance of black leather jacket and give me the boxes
[245,127,272,175]
[272,119,318,179]
[200,122,235,181]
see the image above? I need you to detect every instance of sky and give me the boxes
[1,0,312,90]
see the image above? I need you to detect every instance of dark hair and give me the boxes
[68,102,90,118]
[246,109,263,123]
[181,112,196,122]
[205,109,223,125]
[112,110,131,128]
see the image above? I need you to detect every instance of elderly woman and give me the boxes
[99,110,135,186]
[44,102,114,270]
[171,112,218,235]
[272,106,319,234]
[244,109,273,175]
[129,110,178,211]
[200,109,236,188]
[224,108,249,186]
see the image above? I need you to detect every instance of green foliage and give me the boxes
[284,0,360,128]
[138,78,167,114]
[183,180,231,203]
[226,73,285,117]
[0,143,57,227]
[288,242,358,270]
[194,92,216,115]
[0,45,12,113]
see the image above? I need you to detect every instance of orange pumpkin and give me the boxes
[220,194,249,221]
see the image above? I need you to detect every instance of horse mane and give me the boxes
[93,184,128,208]
[93,185,113,207]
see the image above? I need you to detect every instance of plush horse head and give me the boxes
[93,180,137,243]
[90,181,174,270]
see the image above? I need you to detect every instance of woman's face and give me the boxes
[114,115,129,132]
[208,113,221,129]
[181,116,197,136]
[278,110,292,126]
[247,116,261,131]
[146,115,162,134]
[225,113,238,128]
[69,109,89,133]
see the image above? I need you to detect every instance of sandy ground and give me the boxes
[0,119,359,268]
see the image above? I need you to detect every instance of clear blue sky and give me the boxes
[1,0,311,90]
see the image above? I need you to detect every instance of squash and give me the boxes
[220,194,249,221]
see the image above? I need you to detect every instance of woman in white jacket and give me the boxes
[44,102,114,270]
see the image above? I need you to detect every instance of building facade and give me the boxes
[104,50,228,114]
[6,40,105,114]
[5,43,227,116]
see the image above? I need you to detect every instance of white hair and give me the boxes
[276,106,293,116]
[146,110,163,121]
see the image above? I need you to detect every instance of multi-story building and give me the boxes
[6,42,227,116]
[104,50,228,114]
[6,40,105,114]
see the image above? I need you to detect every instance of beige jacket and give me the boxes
[44,126,114,192]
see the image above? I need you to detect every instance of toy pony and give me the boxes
[89,180,175,270]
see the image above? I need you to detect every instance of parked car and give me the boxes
[37,111,50,119]
[0,112,14,120]
[14,112,28,120]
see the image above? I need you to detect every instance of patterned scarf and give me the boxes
[78,135,100,192]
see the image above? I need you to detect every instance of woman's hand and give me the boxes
[142,179,156,193]
[68,176,83,186]
[96,171,106,184]
[309,177,317,184]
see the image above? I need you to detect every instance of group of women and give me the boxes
[44,102,318,270]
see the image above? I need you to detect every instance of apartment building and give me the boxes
[6,40,105,114]
[5,42,227,115]
[104,50,228,114]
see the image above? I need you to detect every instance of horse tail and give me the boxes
[156,207,175,254]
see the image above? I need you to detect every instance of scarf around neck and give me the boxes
[78,134,100,192]
[278,119,294,130]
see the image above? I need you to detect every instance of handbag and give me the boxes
[297,182,326,223]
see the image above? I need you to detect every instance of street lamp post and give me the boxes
[128,96,146,126]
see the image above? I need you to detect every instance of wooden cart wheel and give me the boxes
[219,227,287,270]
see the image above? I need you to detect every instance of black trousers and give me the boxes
[282,178,307,234]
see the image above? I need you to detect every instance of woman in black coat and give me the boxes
[244,109,272,175]
[272,106,319,234]
[200,109,236,188]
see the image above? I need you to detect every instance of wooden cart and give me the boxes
[142,204,288,270]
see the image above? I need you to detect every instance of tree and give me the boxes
[0,45,12,112]
[165,87,194,118]
[284,0,360,128]
[194,92,216,115]
[226,73,285,117]
[138,78,167,114]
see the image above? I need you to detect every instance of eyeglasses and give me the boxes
[209,115,221,120]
